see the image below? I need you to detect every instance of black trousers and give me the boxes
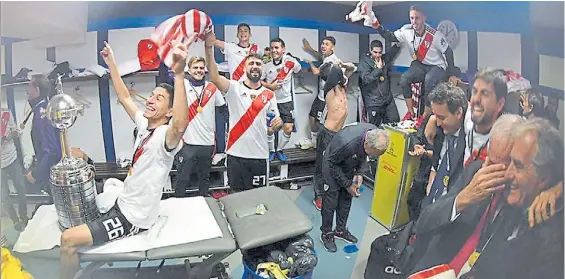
[174,143,214,197]
[1,160,28,223]
[400,61,445,107]
[314,126,337,200]
[320,161,353,233]
[366,101,400,127]
[227,155,267,192]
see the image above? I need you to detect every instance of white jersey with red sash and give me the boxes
[394,23,449,69]
[224,42,260,81]
[118,111,182,229]
[223,80,279,159]
[150,9,213,68]
[263,54,302,103]
[182,80,226,146]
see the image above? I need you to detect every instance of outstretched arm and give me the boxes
[101,42,139,121]
[375,25,401,43]
[164,36,196,150]
[302,38,323,61]
[204,32,231,94]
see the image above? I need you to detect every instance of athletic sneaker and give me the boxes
[269,151,277,161]
[276,151,287,161]
[313,199,322,211]
[334,229,358,244]
[320,232,337,253]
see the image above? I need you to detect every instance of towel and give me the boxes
[13,197,223,255]
[151,9,214,68]
[96,178,124,214]
[346,1,380,29]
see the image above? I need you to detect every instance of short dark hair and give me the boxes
[245,53,263,61]
[523,89,546,117]
[30,74,54,98]
[270,37,286,48]
[427,82,468,115]
[322,36,336,46]
[370,40,383,50]
[157,83,174,108]
[237,23,251,33]
[409,5,424,14]
[474,68,508,101]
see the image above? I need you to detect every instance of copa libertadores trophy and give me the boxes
[44,75,100,230]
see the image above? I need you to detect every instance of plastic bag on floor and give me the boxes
[2,247,34,279]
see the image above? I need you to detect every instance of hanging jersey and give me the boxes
[318,53,341,101]
[117,111,182,229]
[182,80,226,146]
[224,42,260,81]
[222,80,279,159]
[394,24,449,69]
[263,54,302,103]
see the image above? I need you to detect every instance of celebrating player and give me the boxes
[373,5,459,122]
[205,31,283,192]
[262,38,302,161]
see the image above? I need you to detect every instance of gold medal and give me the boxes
[197,106,203,113]
[379,76,385,81]
[412,53,418,60]
[443,175,450,187]
[468,251,481,267]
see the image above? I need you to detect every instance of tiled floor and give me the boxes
[2,185,390,279]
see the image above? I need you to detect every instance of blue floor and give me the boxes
[4,185,387,279]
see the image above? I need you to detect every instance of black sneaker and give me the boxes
[334,230,358,244]
[320,232,337,253]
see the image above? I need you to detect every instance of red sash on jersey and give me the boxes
[129,129,155,176]
[416,31,435,62]
[187,83,218,125]
[226,89,274,151]
[464,148,488,168]
[274,60,296,82]
[231,44,259,81]
[1,111,11,137]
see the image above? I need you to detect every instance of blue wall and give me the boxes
[4,1,563,162]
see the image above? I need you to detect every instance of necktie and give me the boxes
[447,135,456,169]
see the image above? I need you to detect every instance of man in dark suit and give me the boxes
[320,123,390,252]
[408,116,564,278]
[407,114,524,273]
[415,82,468,209]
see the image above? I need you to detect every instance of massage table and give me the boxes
[15,187,313,279]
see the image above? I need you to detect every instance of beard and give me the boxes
[247,71,261,83]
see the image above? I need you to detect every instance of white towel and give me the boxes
[96,178,124,214]
[14,197,223,255]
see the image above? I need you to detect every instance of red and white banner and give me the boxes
[151,9,214,68]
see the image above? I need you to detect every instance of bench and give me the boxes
[96,148,317,194]
[9,148,317,201]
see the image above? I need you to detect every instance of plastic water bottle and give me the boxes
[266,109,276,127]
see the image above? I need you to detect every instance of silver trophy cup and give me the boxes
[45,75,100,230]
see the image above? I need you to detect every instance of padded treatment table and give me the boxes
[21,187,312,279]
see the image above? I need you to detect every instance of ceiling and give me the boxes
[1,1,89,47]
[529,1,564,29]
[327,1,400,6]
